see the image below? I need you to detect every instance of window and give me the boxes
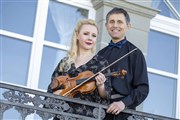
[145,0,180,118]
[145,30,178,117]
[45,0,88,45]
[38,46,67,90]
[38,0,89,90]
[1,0,94,119]
[0,0,37,37]
[151,0,180,20]
[0,0,93,89]
[147,30,178,74]
[0,0,37,86]
[1,36,31,85]
[143,73,177,118]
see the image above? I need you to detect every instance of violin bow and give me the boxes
[63,48,138,97]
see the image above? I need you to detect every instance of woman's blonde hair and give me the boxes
[59,19,99,72]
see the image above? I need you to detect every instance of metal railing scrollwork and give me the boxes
[0,82,178,120]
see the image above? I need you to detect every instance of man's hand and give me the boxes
[106,101,125,115]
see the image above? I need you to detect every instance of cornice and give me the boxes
[91,0,160,18]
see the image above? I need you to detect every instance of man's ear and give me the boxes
[105,22,108,29]
[127,23,131,29]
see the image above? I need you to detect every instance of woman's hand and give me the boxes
[95,72,107,98]
[95,72,106,87]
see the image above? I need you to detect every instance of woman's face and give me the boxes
[77,24,98,51]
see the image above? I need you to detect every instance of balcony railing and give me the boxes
[0,82,178,120]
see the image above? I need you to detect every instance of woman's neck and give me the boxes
[75,50,94,68]
[78,49,93,57]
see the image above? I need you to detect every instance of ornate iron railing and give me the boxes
[0,82,178,120]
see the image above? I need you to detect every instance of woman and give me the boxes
[47,19,111,119]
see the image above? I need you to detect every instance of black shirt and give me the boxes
[47,54,111,117]
[98,38,149,109]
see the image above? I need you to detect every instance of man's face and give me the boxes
[106,13,130,42]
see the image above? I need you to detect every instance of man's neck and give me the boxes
[112,37,126,43]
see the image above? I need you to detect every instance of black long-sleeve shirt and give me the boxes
[97,38,149,109]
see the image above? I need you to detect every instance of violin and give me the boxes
[50,48,137,98]
[50,70,127,98]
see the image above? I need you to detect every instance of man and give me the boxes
[97,7,149,120]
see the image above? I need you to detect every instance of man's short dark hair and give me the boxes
[106,7,130,24]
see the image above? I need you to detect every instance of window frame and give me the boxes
[149,14,180,118]
[0,0,95,90]
[27,0,95,90]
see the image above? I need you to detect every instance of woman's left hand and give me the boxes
[95,72,106,87]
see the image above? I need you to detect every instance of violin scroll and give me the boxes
[111,69,127,78]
